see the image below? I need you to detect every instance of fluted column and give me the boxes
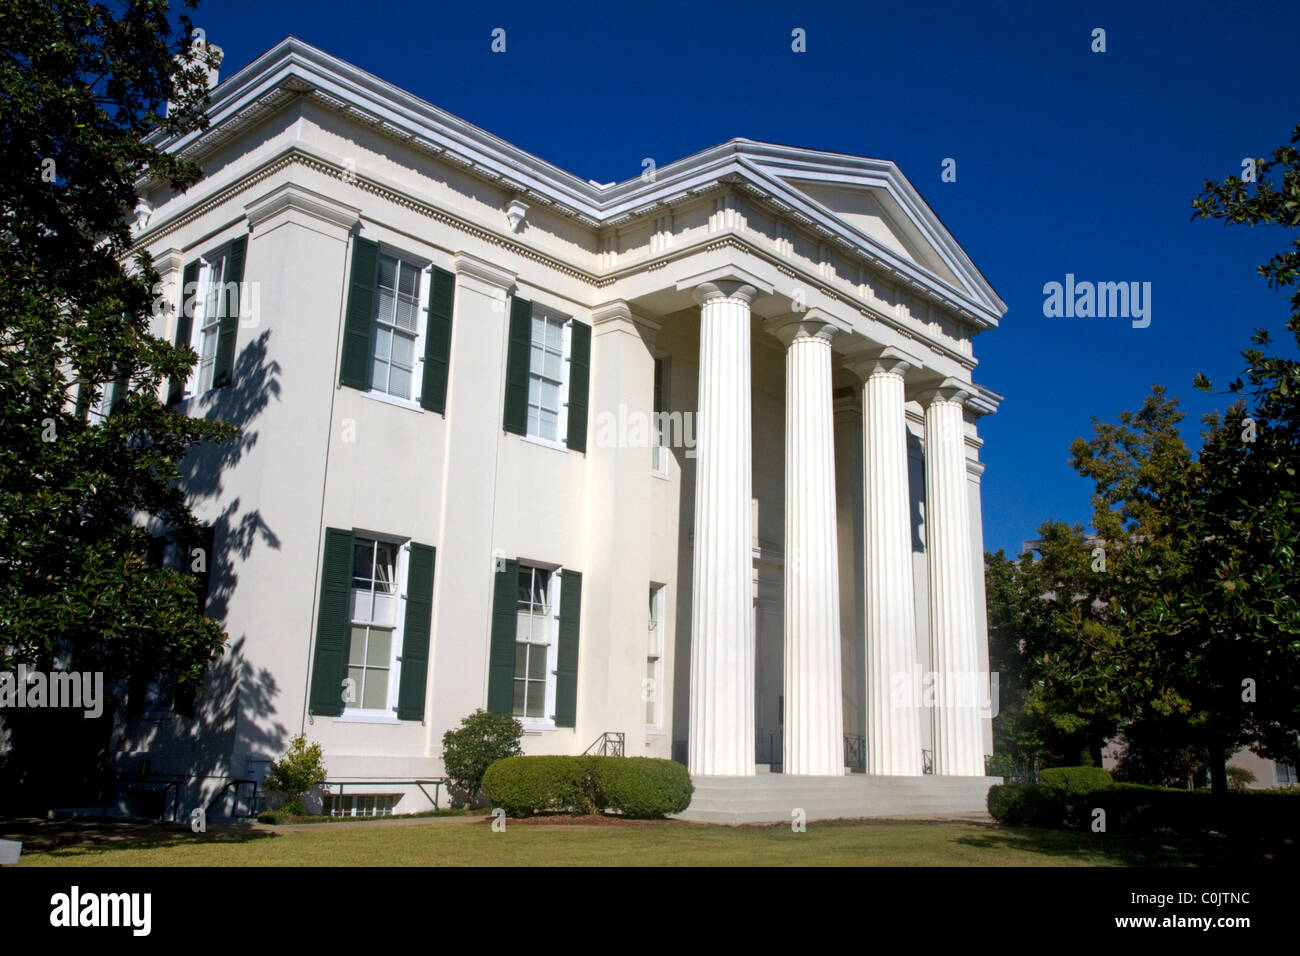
[688,279,758,776]
[850,348,923,776]
[770,314,844,776]
[919,380,985,776]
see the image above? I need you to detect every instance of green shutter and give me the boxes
[420,267,455,413]
[487,559,519,714]
[396,543,436,720]
[212,235,246,389]
[340,237,379,390]
[555,569,582,728]
[309,528,354,717]
[108,366,129,415]
[168,259,200,405]
[191,525,215,614]
[566,320,591,453]
[502,296,531,435]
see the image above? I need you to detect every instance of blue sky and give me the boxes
[189,0,1300,555]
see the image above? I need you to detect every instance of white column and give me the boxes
[920,380,985,776]
[850,348,923,776]
[688,280,758,776]
[771,314,844,776]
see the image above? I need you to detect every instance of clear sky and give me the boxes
[186,0,1300,556]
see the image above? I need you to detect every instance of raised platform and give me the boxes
[673,774,1001,824]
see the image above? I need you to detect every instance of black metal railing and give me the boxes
[984,754,1038,783]
[844,734,866,773]
[582,732,625,757]
[922,749,934,775]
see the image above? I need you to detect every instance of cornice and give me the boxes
[146,37,1005,332]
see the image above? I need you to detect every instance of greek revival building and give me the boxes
[121,37,1006,822]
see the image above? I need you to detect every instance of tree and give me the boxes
[0,0,231,809]
[441,709,524,808]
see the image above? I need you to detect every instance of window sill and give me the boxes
[361,390,425,414]
[334,712,402,724]
[518,434,568,454]
[651,469,671,481]
[518,719,559,732]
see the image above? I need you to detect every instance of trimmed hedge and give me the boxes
[482,755,693,818]
[988,781,1300,837]
[1037,765,1113,794]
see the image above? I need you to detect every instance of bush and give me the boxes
[483,755,694,818]
[1037,765,1113,794]
[987,783,1058,827]
[594,757,693,818]
[1226,766,1256,792]
[988,780,1300,837]
[263,734,328,815]
[441,709,524,808]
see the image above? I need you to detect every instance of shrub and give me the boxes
[987,783,1058,827]
[263,734,328,815]
[441,709,524,808]
[1226,766,1256,792]
[483,755,694,818]
[1037,765,1113,794]
[593,757,693,818]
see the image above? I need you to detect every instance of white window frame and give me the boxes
[514,562,562,730]
[522,304,571,449]
[363,249,430,409]
[183,244,234,400]
[646,584,666,733]
[337,531,409,723]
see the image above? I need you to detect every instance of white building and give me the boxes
[120,37,1006,823]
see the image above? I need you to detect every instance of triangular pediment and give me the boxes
[779,178,960,287]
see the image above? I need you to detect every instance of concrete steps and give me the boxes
[673,774,1000,824]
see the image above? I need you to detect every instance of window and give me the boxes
[324,793,399,818]
[1278,762,1296,787]
[346,537,405,714]
[646,585,665,730]
[652,356,669,473]
[514,566,556,719]
[370,253,425,401]
[527,307,568,441]
[192,247,230,395]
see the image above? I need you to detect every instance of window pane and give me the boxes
[362,668,388,709]
[388,365,412,399]
[531,315,544,344]
[348,627,367,665]
[353,541,373,581]
[533,569,550,605]
[377,255,397,292]
[394,295,417,332]
[391,332,415,368]
[528,646,547,681]
[539,408,557,441]
[514,642,527,677]
[367,629,391,666]
[397,262,418,298]
[540,380,559,412]
[530,344,544,374]
[516,569,533,604]
[371,357,388,393]
[526,680,544,718]
[346,666,363,705]
[544,351,562,381]
[512,680,526,715]
[526,407,539,437]
[516,611,534,643]
[376,288,396,325]
[546,318,563,349]
[374,544,395,590]
[373,326,392,360]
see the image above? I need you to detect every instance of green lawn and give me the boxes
[13,817,1290,866]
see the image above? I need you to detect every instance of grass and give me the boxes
[13,816,1295,867]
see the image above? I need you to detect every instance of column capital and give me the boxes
[152,247,186,276]
[244,181,360,235]
[453,251,517,296]
[676,264,773,306]
[914,377,973,408]
[845,345,924,382]
[591,299,661,346]
[764,309,845,348]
